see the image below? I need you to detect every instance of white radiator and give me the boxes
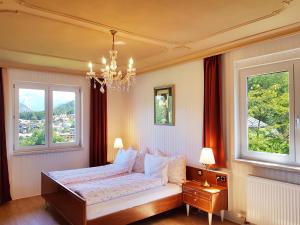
[247,176,300,225]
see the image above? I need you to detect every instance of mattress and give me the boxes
[86,183,182,220]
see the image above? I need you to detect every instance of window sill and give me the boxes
[234,158,300,173]
[13,146,84,156]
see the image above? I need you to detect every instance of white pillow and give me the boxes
[114,149,137,173]
[154,149,167,156]
[132,148,148,173]
[167,155,186,184]
[144,154,169,185]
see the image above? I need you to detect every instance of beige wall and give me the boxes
[3,68,126,199]
[3,68,90,199]
[4,33,300,223]
[107,90,130,162]
[126,60,204,167]
[223,33,300,218]
[122,33,300,222]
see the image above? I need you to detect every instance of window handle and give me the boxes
[297,117,300,128]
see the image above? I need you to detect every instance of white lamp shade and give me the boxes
[113,138,123,149]
[199,148,215,165]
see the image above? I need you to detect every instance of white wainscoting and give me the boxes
[3,68,90,199]
[126,60,204,167]
[223,33,300,218]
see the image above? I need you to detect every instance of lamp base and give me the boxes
[202,179,211,187]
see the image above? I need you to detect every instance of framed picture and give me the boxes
[154,85,175,126]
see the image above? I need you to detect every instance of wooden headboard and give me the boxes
[186,166,228,188]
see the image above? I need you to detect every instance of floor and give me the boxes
[0,196,237,225]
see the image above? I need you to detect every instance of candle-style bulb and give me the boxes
[88,62,93,73]
[102,57,107,65]
[129,57,134,65]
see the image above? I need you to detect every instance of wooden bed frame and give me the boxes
[41,172,183,225]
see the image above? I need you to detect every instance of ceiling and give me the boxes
[0,0,299,75]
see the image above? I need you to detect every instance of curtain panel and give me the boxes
[89,80,108,167]
[0,68,12,204]
[203,55,226,168]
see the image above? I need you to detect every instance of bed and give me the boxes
[41,171,183,225]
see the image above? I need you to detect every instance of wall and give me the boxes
[2,68,130,199]
[125,33,300,222]
[107,90,130,162]
[3,68,90,199]
[223,33,300,219]
[126,60,204,167]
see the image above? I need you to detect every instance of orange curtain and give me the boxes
[203,55,226,168]
[0,68,11,204]
[89,80,108,167]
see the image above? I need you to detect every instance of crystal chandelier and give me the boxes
[86,30,136,93]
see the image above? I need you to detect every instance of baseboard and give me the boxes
[223,211,243,224]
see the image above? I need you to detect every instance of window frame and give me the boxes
[13,82,81,153]
[239,61,296,165]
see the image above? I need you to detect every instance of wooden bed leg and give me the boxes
[221,210,225,222]
[186,204,190,216]
[44,201,50,209]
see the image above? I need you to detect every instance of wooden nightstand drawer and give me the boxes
[183,194,211,211]
[183,186,211,200]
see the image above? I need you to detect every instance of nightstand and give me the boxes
[183,181,228,225]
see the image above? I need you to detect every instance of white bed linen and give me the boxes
[86,183,182,220]
[68,173,163,205]
[48,164,128,185]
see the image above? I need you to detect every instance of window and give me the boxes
[239,60,300,165]
[14,83,81,152]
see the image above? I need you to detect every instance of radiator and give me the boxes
[247,176,300,225]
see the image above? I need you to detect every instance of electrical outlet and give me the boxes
[216,175,226,183]
[197,170,203,176]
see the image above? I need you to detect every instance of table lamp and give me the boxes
[199,147,215,187]
[114,138,123,150]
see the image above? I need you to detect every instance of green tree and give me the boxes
[247,71,289,154]
[19,128,45,146]
[53,132,65,143]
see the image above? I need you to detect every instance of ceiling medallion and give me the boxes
[86,30,136,93]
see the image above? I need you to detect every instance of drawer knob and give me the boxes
[193,198,197,202]
[194,191,197,195]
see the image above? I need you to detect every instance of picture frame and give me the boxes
[154,85,175,126]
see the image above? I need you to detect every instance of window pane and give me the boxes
[247,71,289,154]
[18,89,46,146]
[52,91,76,144]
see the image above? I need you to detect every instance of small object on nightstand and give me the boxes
[199,147,216,187]
[183,181,228,225]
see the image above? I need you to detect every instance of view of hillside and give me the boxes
[19,100,75,120]
[19,100,76,146]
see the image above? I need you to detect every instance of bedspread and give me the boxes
[68,173,163,205]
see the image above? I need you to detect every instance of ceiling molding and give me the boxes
[13,0,178,48]
[1,23,299,77]
[0,0,294,49]
[138,22,300,75]
[0,0,298,75]
[0,60,85,76]
[190,0,294,44]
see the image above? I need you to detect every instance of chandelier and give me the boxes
[86,30,136,93]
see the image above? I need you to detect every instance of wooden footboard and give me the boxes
[87,193,183,225]
[41,172,86,225]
